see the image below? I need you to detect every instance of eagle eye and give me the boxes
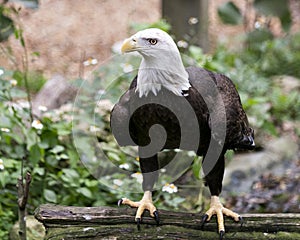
[148,38,158,45]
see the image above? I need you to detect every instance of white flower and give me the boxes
[10,79,17,86]
[38,105,48,112]
[83,58,98,66]
[188,17,198,25]
[255,21,261,29]
[187,151,197,157]
[131,172,143,183]
[162,183,178,194]
[89,125,101,133]
[119,163,130,170]
[17,100,30,109]
[0,69,4,76]
[121,63,133,73]
[97,89,106,96]
[113,179,123,186]
[177,40,188,48]
[0,128,10,133]
[0,159,4,170]
[31,120,43,130]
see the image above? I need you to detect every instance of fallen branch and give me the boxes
[35,204,300,240]
[17,172,32,240]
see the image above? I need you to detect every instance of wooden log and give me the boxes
[35,204,300,240]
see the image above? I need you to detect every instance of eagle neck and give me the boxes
[136,54,190,98]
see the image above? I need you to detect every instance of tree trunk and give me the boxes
[35,204,300,239]
[162,0,210,52]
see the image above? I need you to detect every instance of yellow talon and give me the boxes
[204,196,241,234]
[118,191,157,221]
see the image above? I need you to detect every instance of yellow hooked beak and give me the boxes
[121,37,137,54]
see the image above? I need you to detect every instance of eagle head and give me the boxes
[121,28,190,98]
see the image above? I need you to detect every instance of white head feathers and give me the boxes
[121,28,191,97]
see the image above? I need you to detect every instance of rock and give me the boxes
[9,215,45,240]
[223,135,299,194]
[230,159,300,213]
[32,74,77,117]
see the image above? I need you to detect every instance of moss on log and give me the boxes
[35,204,300,240]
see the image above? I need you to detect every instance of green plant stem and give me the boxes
[22,41,34,123]
[14,9,34,123]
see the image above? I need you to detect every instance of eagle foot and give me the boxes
[117,191,159,229]
[202,196,241,239]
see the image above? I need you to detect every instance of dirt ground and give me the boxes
[1,0,161,77]
[0,0,299,79]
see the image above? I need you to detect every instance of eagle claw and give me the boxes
[239,216,244,227]
[219,230,225,240]
[201,214,209,229]
[153,210,159,226]
[136,217,141,231]
[117,199,123,207]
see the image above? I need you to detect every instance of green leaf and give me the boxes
[188,45,203,61]
[12,70,23,83]
[33,167,45,176]
[67,149,79,168]
[254,0,288,16]
[3,158,19,169]
[280,10,292,32]
[57,153,69,160]
[0,6,15,42]
[62,169,79,179]
[218,1,243,25]
[246,29,274,47]
[77,187,93,199]
[130,19,171,33]
[262,121,278,135]
[52,123,71,136]
[44,189,57,203]
[26,128,38,150]
[107,152,121,162]
[29,143,42,167]
[254,0,291,31]
[50,145,65,154]
[20,35,25,47]
[40,130,58,148]
[192,156,202,180]
[0,171,7,187]
[84,179,99,188]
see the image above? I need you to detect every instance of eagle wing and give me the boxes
[186,66,254,150]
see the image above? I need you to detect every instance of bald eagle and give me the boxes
[110,28,255,238]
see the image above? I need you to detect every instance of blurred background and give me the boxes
[0,0,299,239]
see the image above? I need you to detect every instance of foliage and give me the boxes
[130,19,171,34]
[0,5,15,42]
[0,71,110,238]
[218,0,292,31]
[217,0,292,46]
[0,2,39,43]
[217,1,243,25]
[13,70,46,93]
[253,0,291,32]
[185,32,300,136]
